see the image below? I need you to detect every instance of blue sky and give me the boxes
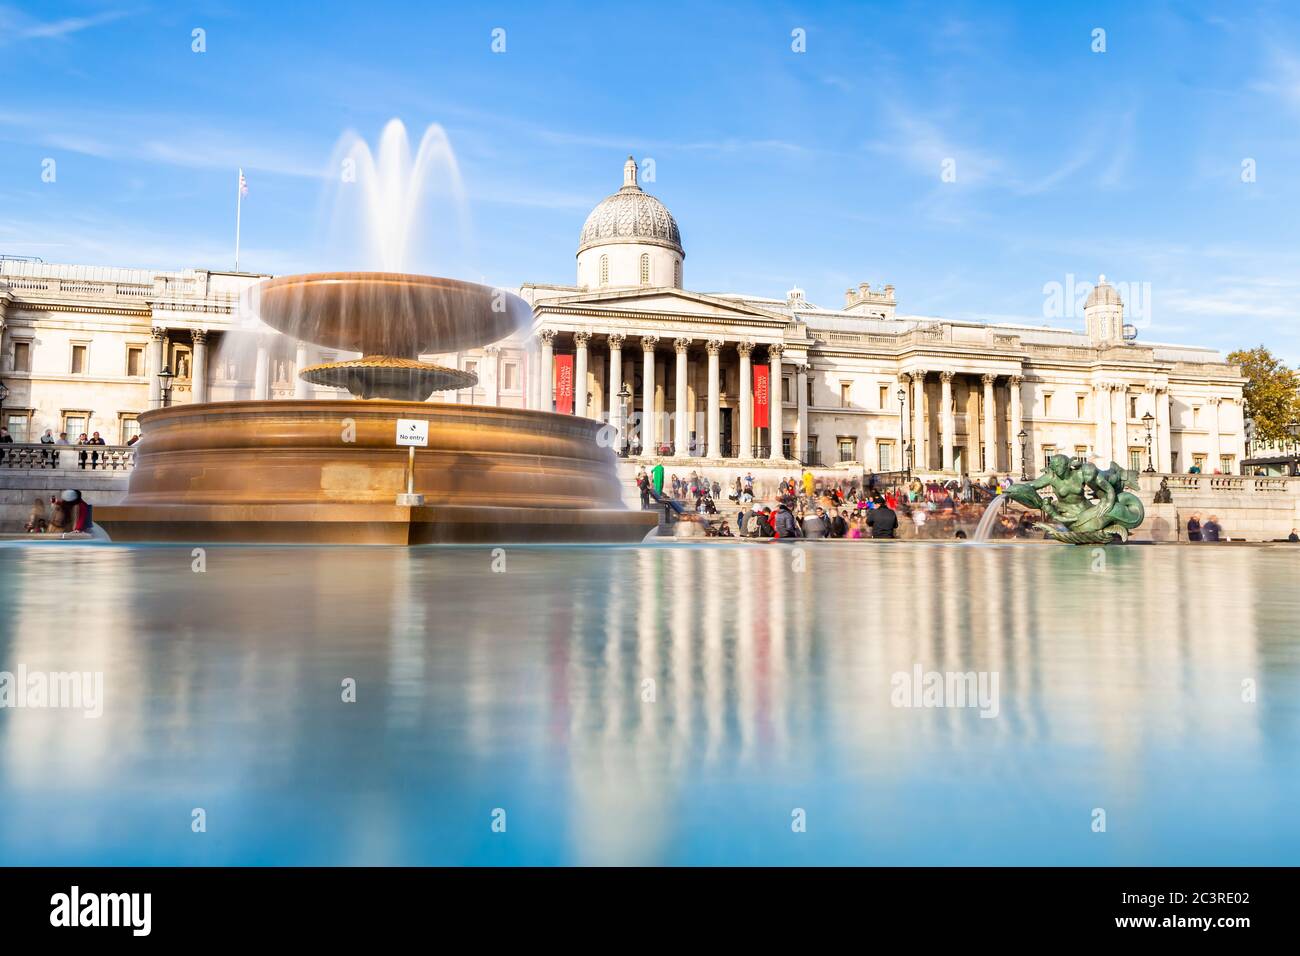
[1,1,1299,361]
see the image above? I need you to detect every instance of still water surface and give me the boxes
[1,541,1297,865]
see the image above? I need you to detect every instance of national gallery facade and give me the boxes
[1,156,1246,477]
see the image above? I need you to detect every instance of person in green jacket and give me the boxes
[651,460,665,496]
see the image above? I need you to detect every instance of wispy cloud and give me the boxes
[0,6,134,43]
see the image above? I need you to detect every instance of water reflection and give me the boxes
[0,541,1297,864]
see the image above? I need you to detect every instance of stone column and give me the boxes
[1157,388,1172,472]
[981,373,997,474]
[573,331,590,417]
[769,344,784,460]
[607,334,624,450]
[254,335,271,401]
[795,363,809,462]
[485,345,501,406]
[538,329,556,412]
[706,339,723,458]
[1095,382,1112,463]
[191,330,210,404]
[940,371,955,472]
[641,336,658,454]
[674,337,691,457]
[912,369,927,471]
[1208,396,1222,470]
[293,340,312,399]
[1009,374,1024,478]
[1112,385,1128,466]
[148,328,166,407]
[898,373,911,471]
[737,341,754,459]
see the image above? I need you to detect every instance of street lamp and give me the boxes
[157,366,174,408]
[1142,411,1155,472]
[617,382,632,457]
[897,386,907,474]
[1017,428,1028,480]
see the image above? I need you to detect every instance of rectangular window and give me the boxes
[782,377,793,404]
[840,382,851,407]
[1192,407,1201,427]
[71,344,88,375]
[1076,395,1086,418]
[1129,448,1144,472]
[1041,445,1057,468]
[126,346,144,377]
[502,363,518,390]
[782,433,792,458]
[464,360,478,376]
[1128,395,1138,419]
[877,440,894,471]
[1219,455,1234,474]
[1074,445,1088,459]
[120,415,141,445]
[1192,453,1207,471]
[1042,393,1052,417]
[6,413,31,442]
[838,437,856,462]
[879,385,889,409]
[13,341,32,373]
[63,412,89,440]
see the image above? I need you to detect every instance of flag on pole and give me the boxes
[239,169,249,197]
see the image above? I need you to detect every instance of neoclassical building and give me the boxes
[0,156,1246,476]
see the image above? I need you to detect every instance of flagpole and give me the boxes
[235,168,243,272]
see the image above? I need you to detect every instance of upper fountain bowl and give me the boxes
[255,272,532,357]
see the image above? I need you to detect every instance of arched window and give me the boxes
[599,255,609,286]
[639,253,650,285]
[674,260,681,287]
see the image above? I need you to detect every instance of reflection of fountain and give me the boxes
[97,122,658,545]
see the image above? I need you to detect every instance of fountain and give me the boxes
[96,123,658,545]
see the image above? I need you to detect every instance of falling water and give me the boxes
[972,494,1008,541]
[217,120,480,383]
[324,119,473,274]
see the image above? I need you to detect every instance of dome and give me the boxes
[578,157,683,257]
[1085,274,1123,308]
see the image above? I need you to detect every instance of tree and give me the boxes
[1227,346,1300,444]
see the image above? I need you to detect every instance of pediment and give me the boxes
[537,287,789,323]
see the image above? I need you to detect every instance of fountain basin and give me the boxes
[255,272,530,356]
[96,401,657,544]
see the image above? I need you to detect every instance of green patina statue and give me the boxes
[1004,454,1145,544]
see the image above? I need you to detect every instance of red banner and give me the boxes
[554,354,574,414]
[753,363,770,428]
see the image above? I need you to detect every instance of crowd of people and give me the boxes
[23,489,95,535]
[633,463,1038,540]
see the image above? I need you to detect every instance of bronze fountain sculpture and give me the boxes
[1004,454,1145,544]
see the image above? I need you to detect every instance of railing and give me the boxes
[1139,473,1300,496]
[0,443,136,472]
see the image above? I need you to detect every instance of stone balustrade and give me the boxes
[0,443,136,473]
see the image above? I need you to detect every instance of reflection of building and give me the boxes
[1,157,1246,473]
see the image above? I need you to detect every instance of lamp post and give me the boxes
[157,366,174,408]
[1142,411,1155,472]
[617,382,632,457]
[897,385,907,474]
[1017,428,1028,480]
